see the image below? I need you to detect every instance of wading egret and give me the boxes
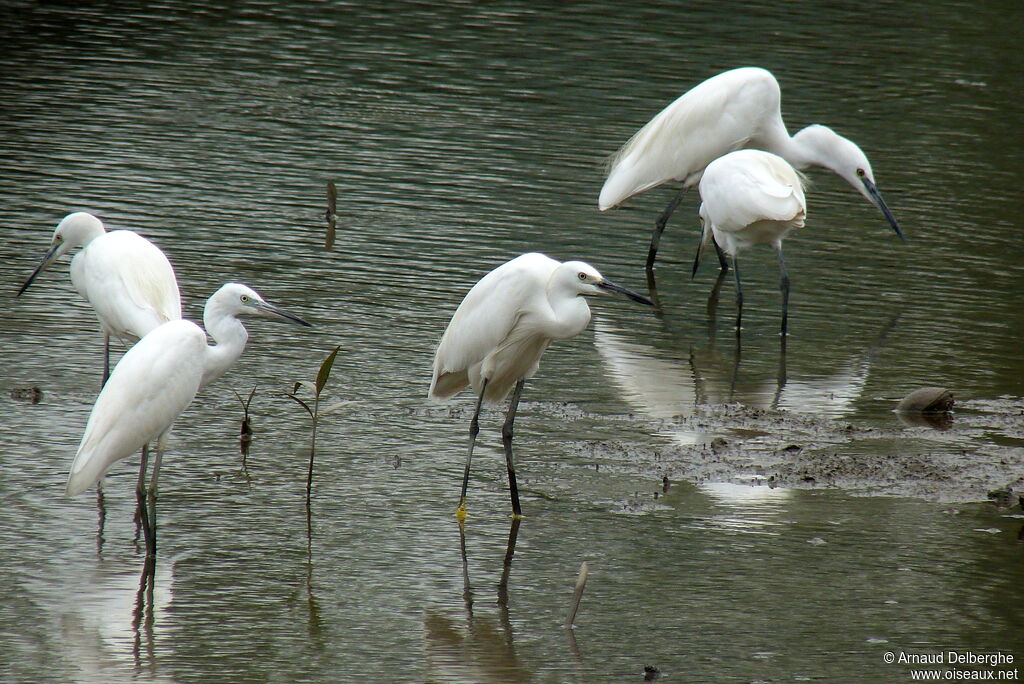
[18,212,182,385]
[429,252,652,519]
[65,283,311,557]
[599,67,904,272]
[695,149,806,335]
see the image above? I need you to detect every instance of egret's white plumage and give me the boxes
[699,149,807,254]
[66,319,205,497]
[432,253,592,403]
[65,283,311,554]
[21,212,181,342]
[599,67,903,270]
[696,149,806,334]
[430,252,652,518]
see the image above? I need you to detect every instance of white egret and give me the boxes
[599,67,904,272]
[429,252,652,519]
[18,212,182,385]
[694,149,807,335]
[65,283,311,556]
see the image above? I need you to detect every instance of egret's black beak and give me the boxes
[255,301,312,327]
[17,242,62,297]
[862,177,906,244]
[597,279,653,306]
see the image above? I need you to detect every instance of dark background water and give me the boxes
[1,1,1022,681]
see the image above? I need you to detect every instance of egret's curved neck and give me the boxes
[545,285,592,340]
[200,312,248,389]
[782,125,841,172]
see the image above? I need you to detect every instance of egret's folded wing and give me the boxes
[66,321,204,496]
[429,253,558,399]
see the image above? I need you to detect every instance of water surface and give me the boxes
[1,2,1022,681]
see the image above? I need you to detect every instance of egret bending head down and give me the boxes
[598,67,904,273]
[429,252,652,519]
[18,211,182,385]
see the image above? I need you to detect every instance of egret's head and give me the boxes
[793,125,904,242]
[559,261,653,305]
[205,283,311,328]
[18,212,106,297]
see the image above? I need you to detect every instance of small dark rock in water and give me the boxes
[710,437,729,453]
[643,664,661,681]
[10,387,42,404]
[988,487,1015,507]
[896,387,955,414]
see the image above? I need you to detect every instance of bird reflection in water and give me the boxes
[423,519,528,683]
[593,310,901,426]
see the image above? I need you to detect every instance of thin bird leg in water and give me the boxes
[777,247,790,336]
[102,332,111,388]
[501,379,526,519]
[457,379,488,520]
[647,185,688,272]
[136,444,153,554]
[714,238,729,271]
[143,434,168,558]
[691,222,731,281]
[733,255,744,333]
[690,220,708,280]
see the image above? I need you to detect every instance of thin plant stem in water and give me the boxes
[233,385,257,466]
[285,346,341,503]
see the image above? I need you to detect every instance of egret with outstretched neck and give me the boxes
[18,212,181,385]
[429,253,652,520]
[65,283,311,557]
[599,67,904,273]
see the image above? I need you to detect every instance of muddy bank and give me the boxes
[541,397,1024,505]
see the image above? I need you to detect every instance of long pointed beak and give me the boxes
[862,177,906,244]
[597,278,653,306]
[255,301,312,327]
[17,242,62,296]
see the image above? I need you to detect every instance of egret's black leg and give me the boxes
[143,438,166,559]
[692,224,731,281]
[136,444,154,556]
[777,247,790,336]
[102,333,111,388]
[691,220,707,280]
[714,238,729,271]
[458,379,488,519]
[647,185,688,273]
[501,380,526,518]
[733,255,744,333]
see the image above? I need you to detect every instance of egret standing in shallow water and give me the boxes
[429,252,652,519]
[18,212,182,386]
[598,67,905,273]
[695,149,807,335]
[65,283,311,557]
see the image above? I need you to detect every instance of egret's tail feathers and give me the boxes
[65,445,113,496]
[429,370,469,402]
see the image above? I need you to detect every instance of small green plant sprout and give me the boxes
[285,346,346,500]
[233,385,257,461]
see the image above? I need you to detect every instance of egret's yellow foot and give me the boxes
[511,512,524,520]
[455,501,468,522]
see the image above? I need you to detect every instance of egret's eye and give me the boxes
[856,168,866,177]
[240,295,250,303]
[578,272,588,281]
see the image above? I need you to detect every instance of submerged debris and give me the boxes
[10,387,42,404]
